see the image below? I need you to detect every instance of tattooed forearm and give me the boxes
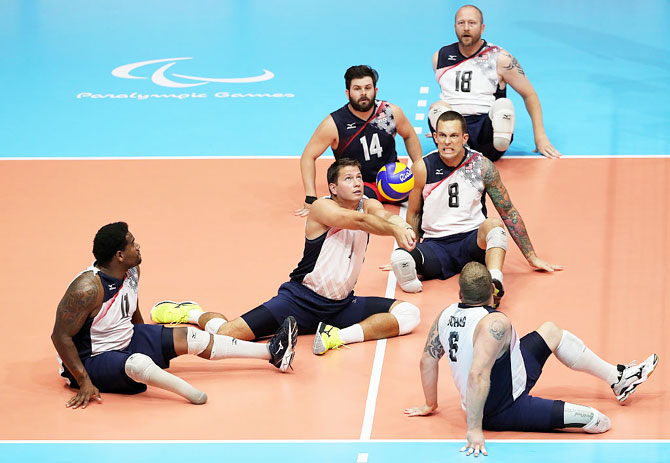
[424,320,445,360]
[489,319,507,341]
[483,161,535,258]
[502,52,525,76]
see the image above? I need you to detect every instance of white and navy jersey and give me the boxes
[289,198,369,300]
[421,147,487,238]
[438,303,526,413]
[435,41,506,116]
[331,101,398,183]
[58,265,139,374]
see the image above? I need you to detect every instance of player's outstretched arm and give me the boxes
[482,159,563,272]
[390,104,423,163]
[309,198,415,251]
[462,313,510,457]
[295,116,339,217]
[405,313,444,417]
[497,50,562,159]
[51,272,104,409]
[406,160,427,238]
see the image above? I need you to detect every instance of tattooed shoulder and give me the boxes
[424,319,446,360]
[489,318,507,341]
[502,52,525,76]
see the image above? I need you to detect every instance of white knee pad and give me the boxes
[428,102,452,132]
[488,98,515,151]
[187,326,211,356]
[390,302,421,335]
[390,249,422,293]
[486,227,508,252]
[555,330,586,368]
[204,318,226,335]
[124,353,158,383]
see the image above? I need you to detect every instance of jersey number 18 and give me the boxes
[454,71,472,93]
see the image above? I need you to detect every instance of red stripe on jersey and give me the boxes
[436,46,500,82]
[339,101,387,153]
[423,154,476,201]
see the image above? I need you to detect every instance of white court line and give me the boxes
[1,439,668,444]
[359,161,413,441]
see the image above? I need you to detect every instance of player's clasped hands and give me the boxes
[394,227,417,252]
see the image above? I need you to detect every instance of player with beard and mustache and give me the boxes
[296,65,423,217]
[427,5,561,161]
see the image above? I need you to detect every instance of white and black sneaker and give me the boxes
[268,316,298,372]
[611,353,658,402]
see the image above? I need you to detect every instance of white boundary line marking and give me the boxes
[359,180,410,441]
[1,439,667,444]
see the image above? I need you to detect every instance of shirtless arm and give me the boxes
[51,272,104,409]
[404,313,445,417]
[498,50,561,159]
[482,159,562,272]
[295,116,339,217]
[391,104,422,163]
[463,313,511,457]
[308,198,416,251]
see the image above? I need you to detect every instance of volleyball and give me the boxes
[376,162,414,201]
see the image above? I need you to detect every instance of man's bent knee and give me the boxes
[390,301,421,334]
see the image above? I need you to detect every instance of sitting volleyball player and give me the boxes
[405,262,658,457]
[390,110,561,304]
[427,5,561,160]
[51,222,296,409]
[152,158,421,355]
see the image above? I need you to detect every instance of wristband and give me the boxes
[305,196,317,204]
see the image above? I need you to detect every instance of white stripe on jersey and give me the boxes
[422,151,486,238]
[436,45,503,116]
[438,303,526,412]
[302,201,369,300]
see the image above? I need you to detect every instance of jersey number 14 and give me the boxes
[359,133,383,161]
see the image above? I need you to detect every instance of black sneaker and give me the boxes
[268,316,297,372]
[492,279,505,308]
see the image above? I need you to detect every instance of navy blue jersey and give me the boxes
[331,100,398,183]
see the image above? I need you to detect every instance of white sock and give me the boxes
[555,331,619,384]
[125,353,207,405]
[489,268,503,284]
[188,309,204,324]
[338,324,364,344]
[209,334,270,360]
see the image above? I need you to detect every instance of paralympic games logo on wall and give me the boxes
[76,57,295,100]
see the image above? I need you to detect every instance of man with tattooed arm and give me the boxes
[51,222,296,409]
[427,4,561,161]
[405,262,658,457]
[389,110,561,302]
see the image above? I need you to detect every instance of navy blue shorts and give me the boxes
[416,229,485,280]
[483,331,565,432]
[62,324,176,395]
[242,280,395,338]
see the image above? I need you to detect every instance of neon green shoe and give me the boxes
[312,322,344,355]
[150,301,203,324]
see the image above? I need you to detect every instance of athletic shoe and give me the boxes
[268,316,297,372]
[150,301,203,324]
[611,354,658,403]
[492,279,505,308]
[582,408,611,433]
[312,322,344,355]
